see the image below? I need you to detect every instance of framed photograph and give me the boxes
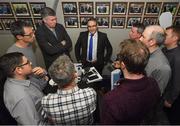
[127,17,141,28]
[0,2,13,16]
[96,16,109,28]
[17,18,34,29]
[143,17,158,26]
[1,18,15,30]
[80,16,93,28]
[30,2,46,17]
[64,16,78,28]
[96,2,110,15]
[174,17,180,26]
[33,18,43,29]
[145,2,162,15]
[112,2,127,15]
[129,2,144,15]
[12,2,30,17]
[111,17,125,29]
[62,2,77,15]
[0,22,3,30]
[162,2,179,15]
[79,2,93,15]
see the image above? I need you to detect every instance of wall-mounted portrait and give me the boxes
[96,16,109,28]
[174,17,180,26]
[96,2,110,15]
[79,2,93,15]
[129,2,144,15]
[64,16,78,28]
[111,17,125,29]
[17,18,34,28]
[162,2,178,15]
[12,3,30,17]
[0,2,13,16]
[1,18,15,30]
[0,22,3,30]
[143,17,157,26]
[30,2,46,17]
[145,2,161,16]
[62,2,77,15]
[34,18,43,29]
[80,16,93,28]
[112,2,127,15]
[127,17,141,28]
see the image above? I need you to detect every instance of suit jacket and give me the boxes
[35,23,72,69]
[75,31,112,66]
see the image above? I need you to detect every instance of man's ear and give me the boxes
[16,35,23,40]
[14,67,23,75]
[148,39,156,46]
[120,61,126,70]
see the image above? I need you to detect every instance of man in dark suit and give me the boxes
[75,17,112,74]
[35,7,72,69]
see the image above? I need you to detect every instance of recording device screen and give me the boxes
[88,75,99,80]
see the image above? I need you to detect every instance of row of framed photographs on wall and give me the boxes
[0,2,46,17]
[63,16,180,29]
[62,2,180,16]
[0,18,42,30]
[0,16,179,31]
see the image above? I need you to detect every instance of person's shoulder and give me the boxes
[98,31,107,36]
[80,87,96,95]
[6,44,18,53]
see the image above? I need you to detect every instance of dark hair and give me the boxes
[10,20,32,38]
[132,23,145,34]
[117,39,150,74]
[166,25,180,41]
[87,17,97,25]
[41,7,56,19]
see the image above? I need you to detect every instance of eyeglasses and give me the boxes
[12,60,31,72]
[23,30,35,38]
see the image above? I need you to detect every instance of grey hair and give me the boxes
[150,31,166,46]
[41,7,56,19]
[48,54,75,87]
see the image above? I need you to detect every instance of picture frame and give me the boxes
[0,2,13,17]
[112,2,127,15]
[29,2,46,17]
[96,16,109,28]
[17,18,34,29]
[1,18,15,30]
[64,16,78,28]
[79,2,93,15]
[111,17,125,29]
[80,16,93,28]
[62,2,77,15]
[145,2,162,16]
[127,17,141,28]
[129,2,144,15]
[143,17,158,26]
[0,22,3,30]
[174,17,180,26]
[162,2,179,15]
[178,7,180,16]
[33,18,43,29]
[12,2,30,17]
[96,2,110,15]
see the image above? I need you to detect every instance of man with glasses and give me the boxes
[75,17,112,74]
[0,52,48,125]
[6,20,37,67]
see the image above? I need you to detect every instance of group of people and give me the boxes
[0,6,180,125]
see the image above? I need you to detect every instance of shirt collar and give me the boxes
[88,32,97,37]
[57,86,79,95]
[7,77,30,87]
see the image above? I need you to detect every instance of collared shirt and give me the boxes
[87,32,98,62]
[41,86,97,125]
[3,76,47,125]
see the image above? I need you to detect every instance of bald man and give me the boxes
[140,25,171,124]
[140,25,171,95]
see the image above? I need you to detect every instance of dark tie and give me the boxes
[88,33,93,61]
